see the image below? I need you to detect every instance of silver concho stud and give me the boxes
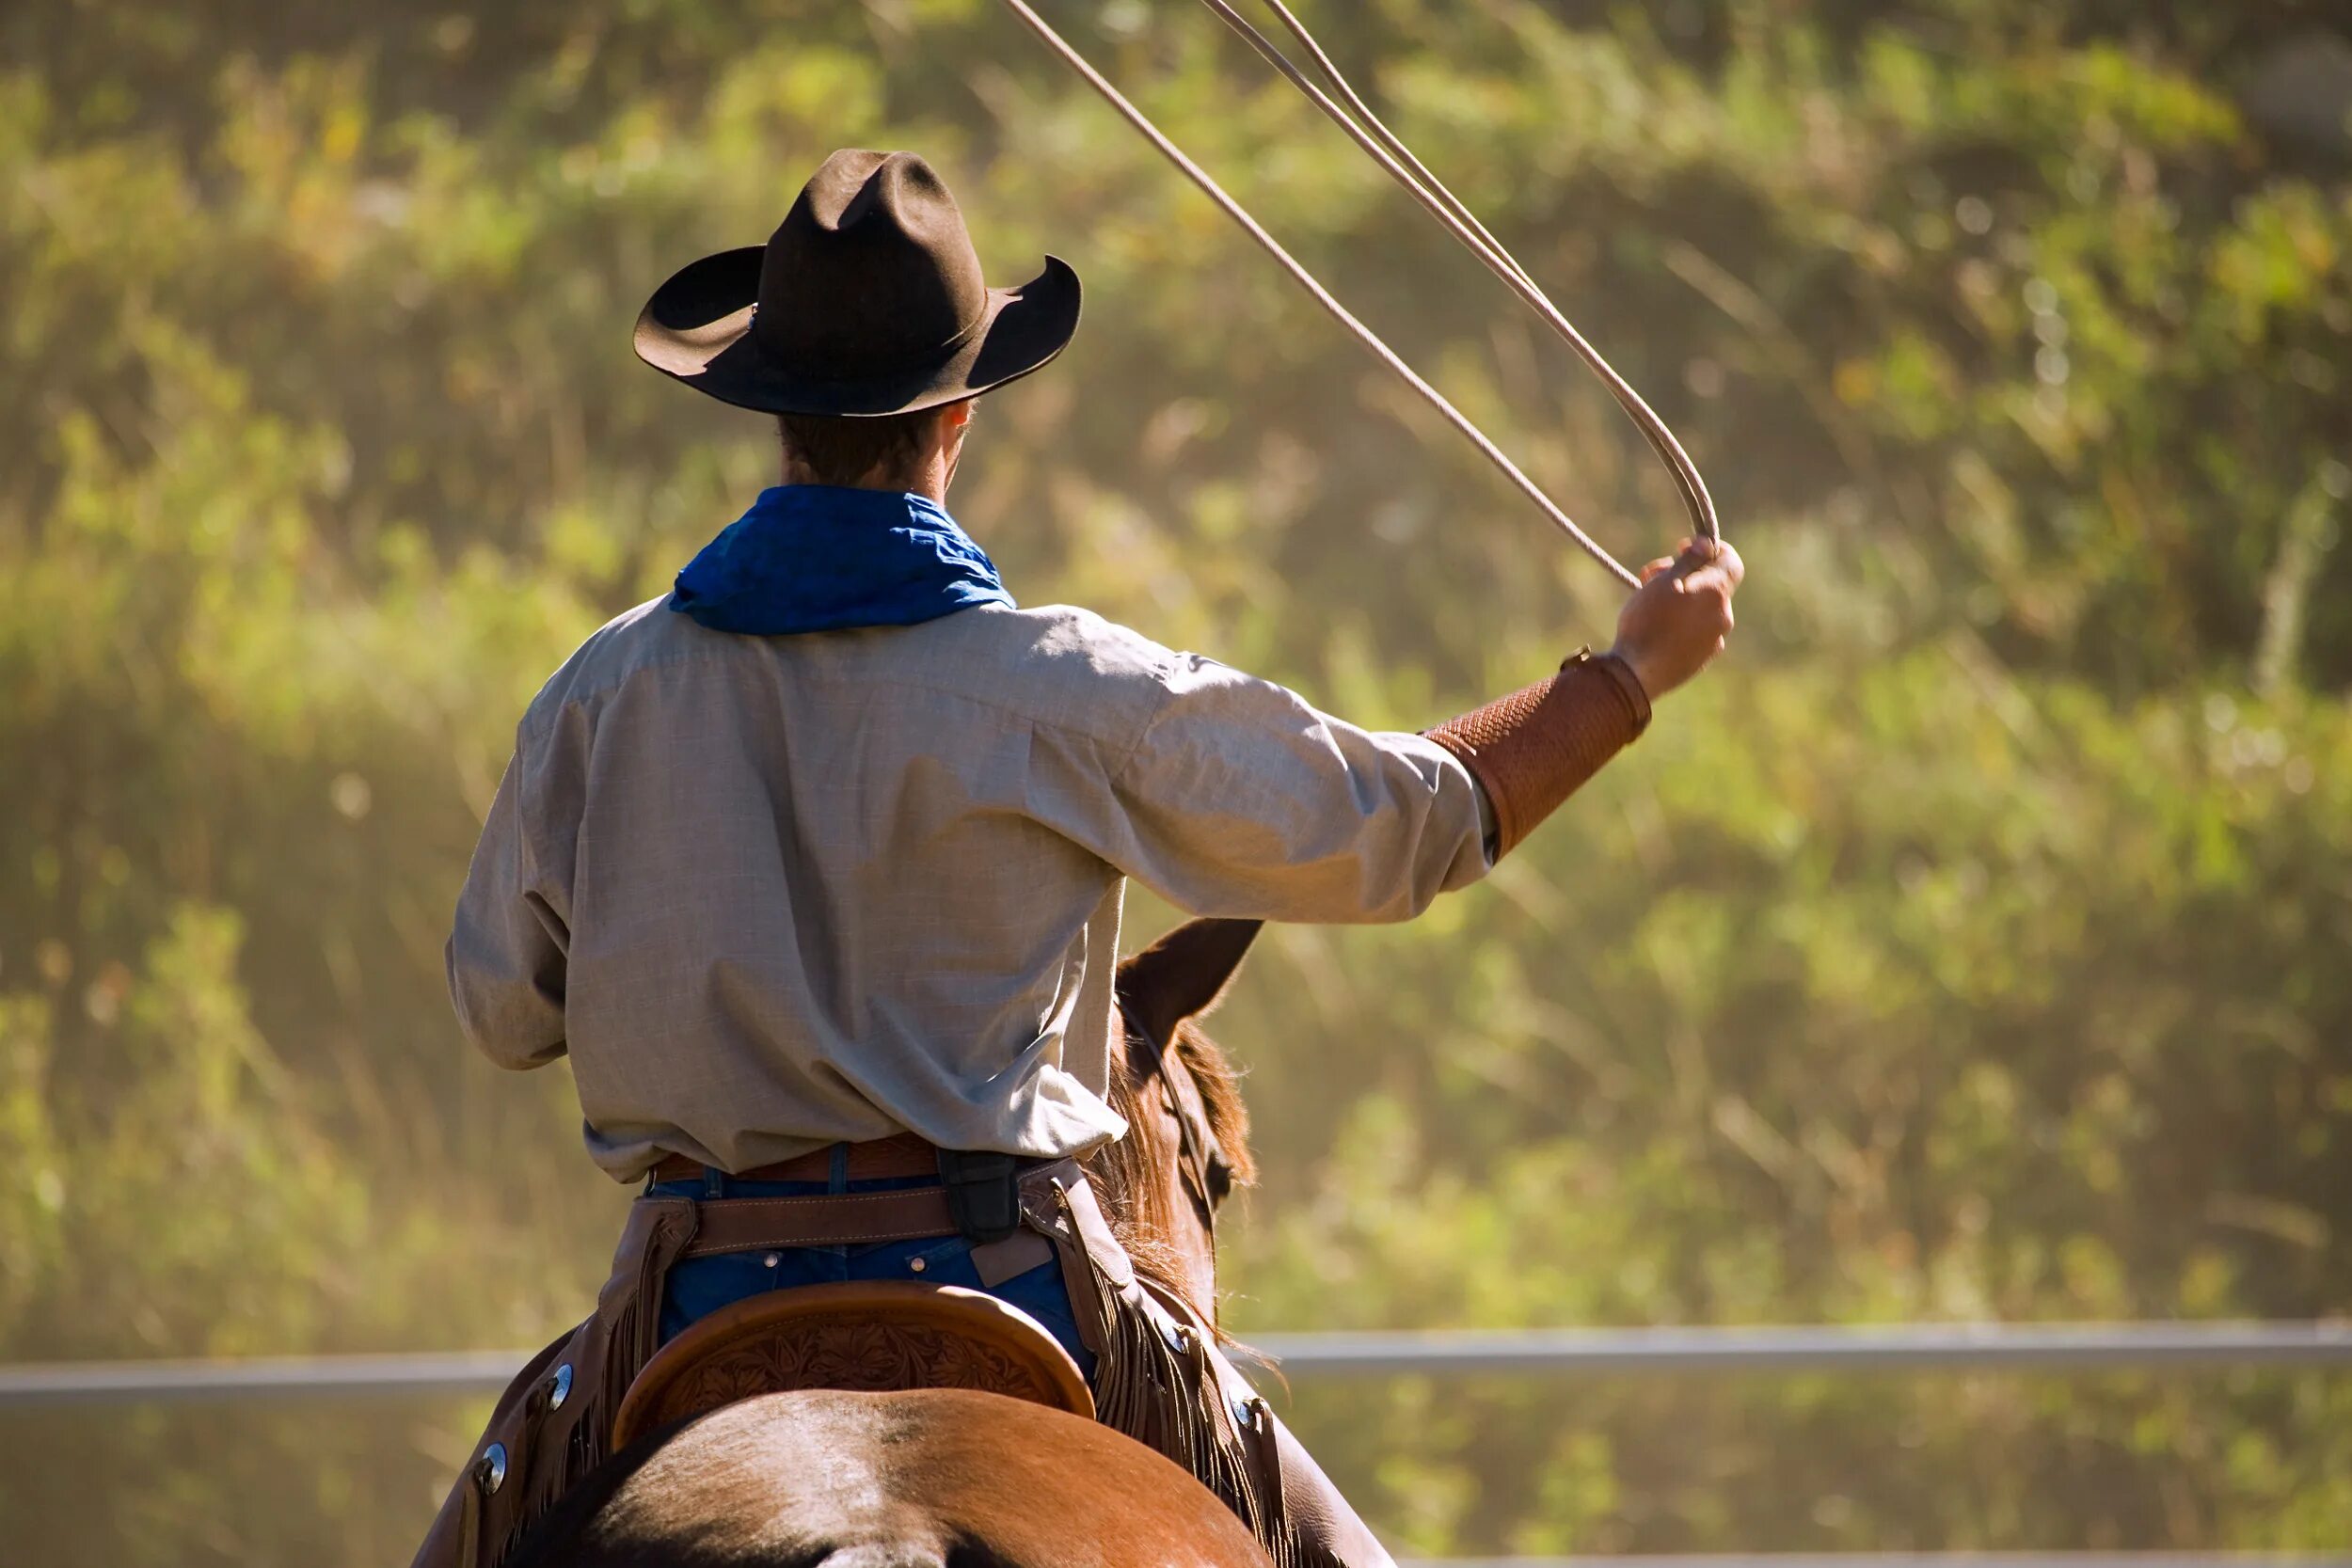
[475,1442,508,1496]
[548,1364,573,1411]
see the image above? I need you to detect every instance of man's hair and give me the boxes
[777,409,935,486]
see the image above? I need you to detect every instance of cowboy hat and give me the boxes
[633,149,1082,417]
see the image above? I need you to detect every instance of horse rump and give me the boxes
[503,1386,1271,1568]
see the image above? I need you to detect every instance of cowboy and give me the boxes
[421,149,1740,1567]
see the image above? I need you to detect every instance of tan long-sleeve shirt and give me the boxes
[448,597,1491,1180]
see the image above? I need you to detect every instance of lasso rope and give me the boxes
[1199,0,1720,552]
[993,0,1648,590]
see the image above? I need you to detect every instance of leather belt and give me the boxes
[673,1157,1085,1260]
[680,1187,961,1257]
[649,1131,942,1187]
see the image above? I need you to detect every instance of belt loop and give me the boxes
[702,1164,725,1199]
[828,1143,850,1194]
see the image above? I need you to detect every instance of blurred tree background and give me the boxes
[2,0,2348,1560]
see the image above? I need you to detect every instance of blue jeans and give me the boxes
[646,1164,1095,1381]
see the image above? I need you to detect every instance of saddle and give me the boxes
[416,1164,1386,1568]
[611,1279,1095,1449]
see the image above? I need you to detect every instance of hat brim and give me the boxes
[633,248,1081,417]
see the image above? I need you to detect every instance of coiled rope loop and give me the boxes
[995,0,1723,591]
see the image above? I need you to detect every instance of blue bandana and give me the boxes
[669,485,1014,636]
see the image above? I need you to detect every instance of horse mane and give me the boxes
[1083,1011,1258,1324]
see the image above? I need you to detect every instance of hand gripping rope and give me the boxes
[993,0,1722,593]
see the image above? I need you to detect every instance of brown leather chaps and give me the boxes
[408,1164,1391,1568]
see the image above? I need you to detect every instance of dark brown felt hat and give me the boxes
[634,149,1081,417]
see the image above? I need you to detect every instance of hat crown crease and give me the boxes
[756,150,988,376]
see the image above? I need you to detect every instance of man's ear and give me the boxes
[1116,918,1263,1046]
[934,398,977,491]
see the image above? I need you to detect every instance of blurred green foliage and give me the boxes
[1,0,2347,1560]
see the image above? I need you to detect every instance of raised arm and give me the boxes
[1096,654,1494,924]
[1086,539,1742,916]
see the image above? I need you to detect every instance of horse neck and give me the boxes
[1086,1021,1224,1322]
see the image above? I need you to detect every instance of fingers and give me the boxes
[1643,540,1719,588]
[1628,536,1741,674]
[1669,538,1739,578]
[1673,541,1744,602]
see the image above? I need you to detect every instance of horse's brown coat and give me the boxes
[518,1389,1269,1567]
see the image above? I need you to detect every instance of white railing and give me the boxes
[3,1321,2346,1408]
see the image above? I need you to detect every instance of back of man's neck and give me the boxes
[778,468,949,506]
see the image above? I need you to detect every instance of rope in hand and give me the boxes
[993,0,1647,590]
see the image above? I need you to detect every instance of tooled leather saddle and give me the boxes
[610,1279,1094,1449]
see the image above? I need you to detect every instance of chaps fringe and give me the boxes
[1090,1268,1271,1549]
[482,1202,692,1568]
[1064,1194,1343,1568]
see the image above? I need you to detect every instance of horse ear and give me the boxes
[1116,918,1263,1043]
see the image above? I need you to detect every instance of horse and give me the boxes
[502,916,1269,1568]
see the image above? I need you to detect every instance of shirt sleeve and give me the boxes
[1089,650,1495,923]
[445,744,570,1070]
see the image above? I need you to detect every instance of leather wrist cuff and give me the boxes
[1425,648,1651,858]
